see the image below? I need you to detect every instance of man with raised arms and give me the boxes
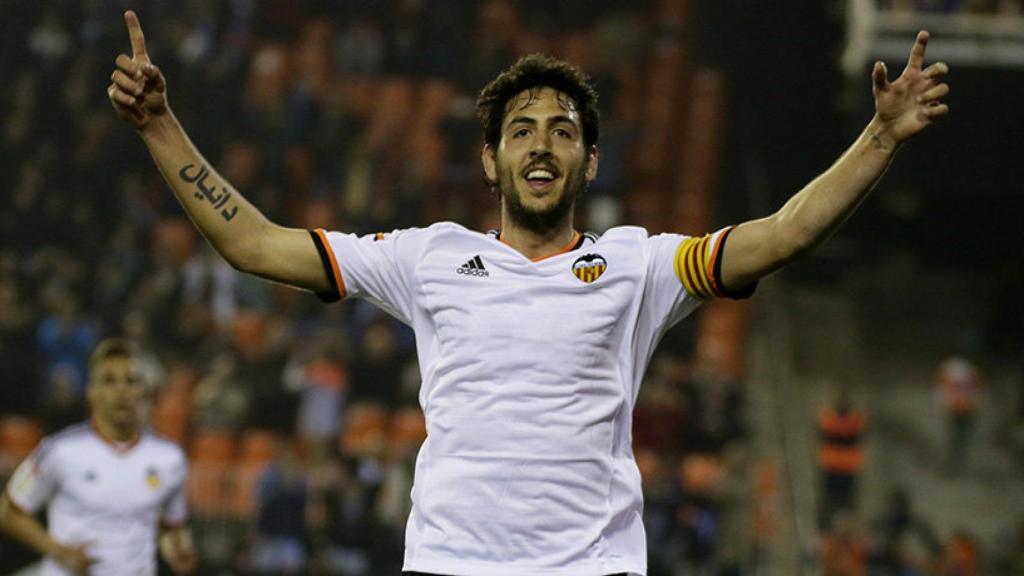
[106,10,948,576]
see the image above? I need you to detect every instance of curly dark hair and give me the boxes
[476,54,600,151]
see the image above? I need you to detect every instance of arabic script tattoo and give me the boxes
[179,163,237,221]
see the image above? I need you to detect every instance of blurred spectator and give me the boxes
[817,385,867,529]
[638,448,677,576]
[675,453,725,574]
[0,275,38,414]
[192,351,250,432]
[714,444,754,576]
[232,311,296,433]
[247,443,308,575]
[942,529,981,576]
[35,293,99,398]
[634,355,688,454]
[683,358,746,454]
[349,319,402,405]
[868,487,943,575]
[819,511,869,576]
[38,365,86,435]
[996,369,1024,471]
[285,334,351,449]
[934,353,987,475]
[992,516,1024,574]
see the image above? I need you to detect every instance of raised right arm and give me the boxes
[107,10,331,295]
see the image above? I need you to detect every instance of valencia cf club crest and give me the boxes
[572,254,607,283]
[146,467,161,489]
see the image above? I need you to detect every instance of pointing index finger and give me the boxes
[124,10,149,63]
[907,30,929,70]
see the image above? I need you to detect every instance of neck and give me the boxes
[499,211,577,260]
[92,416,138,444]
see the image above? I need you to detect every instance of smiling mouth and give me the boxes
[523,166,560,191]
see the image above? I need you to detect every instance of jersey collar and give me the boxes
[90,418,142,454]
[494,230,583,262]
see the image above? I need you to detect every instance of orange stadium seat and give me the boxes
[153,218,197,267]
[231,429,279,520]
[0,415,43,474]
[679,453,724,495]
[231,310,269,360]
[340,403,389,458]
[413,80,455,134]
[388,407,427,459]
[187,431,236,518]
[634,448,661,485]
[150,364,197,444]
[365,78,413,152]
[238,429,277,466]
[189,430,235,463]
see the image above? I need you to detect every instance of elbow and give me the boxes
[783,232,817,262]
[222,224,271,275]
[227,247,261,275]
[0,495,15,530]
[215,243,258,275]
[770,217,818,265]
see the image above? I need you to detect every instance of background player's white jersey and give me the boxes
[5,422,188,576]
[313,222,745,576]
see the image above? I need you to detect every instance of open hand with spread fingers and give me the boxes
[107,10,168,130]
[871,30,950,151]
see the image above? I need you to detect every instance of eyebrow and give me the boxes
[505,115,579,129]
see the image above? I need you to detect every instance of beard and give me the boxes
[496,161,586,235]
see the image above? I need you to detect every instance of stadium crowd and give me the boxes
[0,1,759,574]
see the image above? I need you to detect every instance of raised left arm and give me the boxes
[720,31,949,291]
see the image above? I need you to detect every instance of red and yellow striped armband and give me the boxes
[673,226,736,300]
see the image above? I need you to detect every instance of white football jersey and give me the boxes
[4,422,188,576]
[312,222,749,576]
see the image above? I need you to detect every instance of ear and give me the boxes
[481,143,497,183]
[585,146,599,182]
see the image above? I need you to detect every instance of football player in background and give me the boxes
[0,339,195,575]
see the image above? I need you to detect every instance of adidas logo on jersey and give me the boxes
[457,255,489,277]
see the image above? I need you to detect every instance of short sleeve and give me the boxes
[161,451,189,527]
[308,227,431,325]
[4,440,60,514]
[641,232,703,331]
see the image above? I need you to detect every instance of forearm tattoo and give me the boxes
[178,163,237,221]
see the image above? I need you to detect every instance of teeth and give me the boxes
[526,169,555,180]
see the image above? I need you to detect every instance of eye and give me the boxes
[554,128,573,138]
[513,128,530,138]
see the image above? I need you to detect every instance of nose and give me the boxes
[529,132,552,158]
